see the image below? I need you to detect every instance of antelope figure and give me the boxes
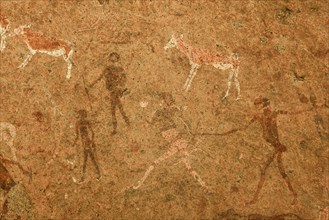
[13,25,74,79]
[164,34,241,100]
[0,15,10,51]
[0,122,17,161]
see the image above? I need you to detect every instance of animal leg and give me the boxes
[277,151,297,205]
[233,68,241,100]
[184,64,199,92]
[0,33,7,51]
[64,49,74,79]
[133,146,178,189]
[18,53,34,69]
[65,59,72,79]
[222,70,234,100]
[248,151,276,205]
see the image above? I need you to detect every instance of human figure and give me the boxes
[0,155,30,218]
[133,92,208,190]
[310,92,329,140]
[225,96,313,205]
[73,110,101,182]
[90,52,130,135]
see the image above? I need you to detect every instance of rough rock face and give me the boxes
[0,0,328,219]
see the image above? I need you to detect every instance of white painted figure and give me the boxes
[165,34,241,100]
[133,93,208,191]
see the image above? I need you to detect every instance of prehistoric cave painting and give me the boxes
[224,97,314,205]
[90,52,130,135]
[0,155,31,218]
[73,110,101,182]
[309,92,329,140]
[0,14,10,51]
[0,122,17,161]
[133,92,208,191]
[12,25,74,79]
[164,34,240,100]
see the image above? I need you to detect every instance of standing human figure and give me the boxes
[133,92,208,190]
[73,110,101,182]
[225,97,313,205]
[90,52,130,135]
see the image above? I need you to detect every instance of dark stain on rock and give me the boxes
[32,111,45,123]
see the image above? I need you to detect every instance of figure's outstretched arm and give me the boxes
[89,122,95,141]
[278,108,313,115]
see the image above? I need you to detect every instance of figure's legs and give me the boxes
[181,151,208,189]
[233,68,241,100]
[89,149,101,179]
[248,151,277,204]
[133,146,178,189]
[18,52,35,69]
[184,63,199,92]
[80,149,88,182]
[117,98,130,126]
[277,151,297,204]
[222,69,234,100]
[110,96,118,135]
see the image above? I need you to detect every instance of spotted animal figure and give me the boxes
[165,34,240,100]
[13,25,74,79]
[0,15,10,51]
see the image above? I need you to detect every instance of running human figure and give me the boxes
[73,110,101,182]
[133,92,208,190]
[90,52,130,135]
[225,96,313,205]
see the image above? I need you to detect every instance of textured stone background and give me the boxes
[0,0,328,219]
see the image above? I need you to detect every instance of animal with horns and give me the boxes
[165,34,241,100]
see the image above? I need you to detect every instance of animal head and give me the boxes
[164,34,183,50]
[13,24,31,36]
